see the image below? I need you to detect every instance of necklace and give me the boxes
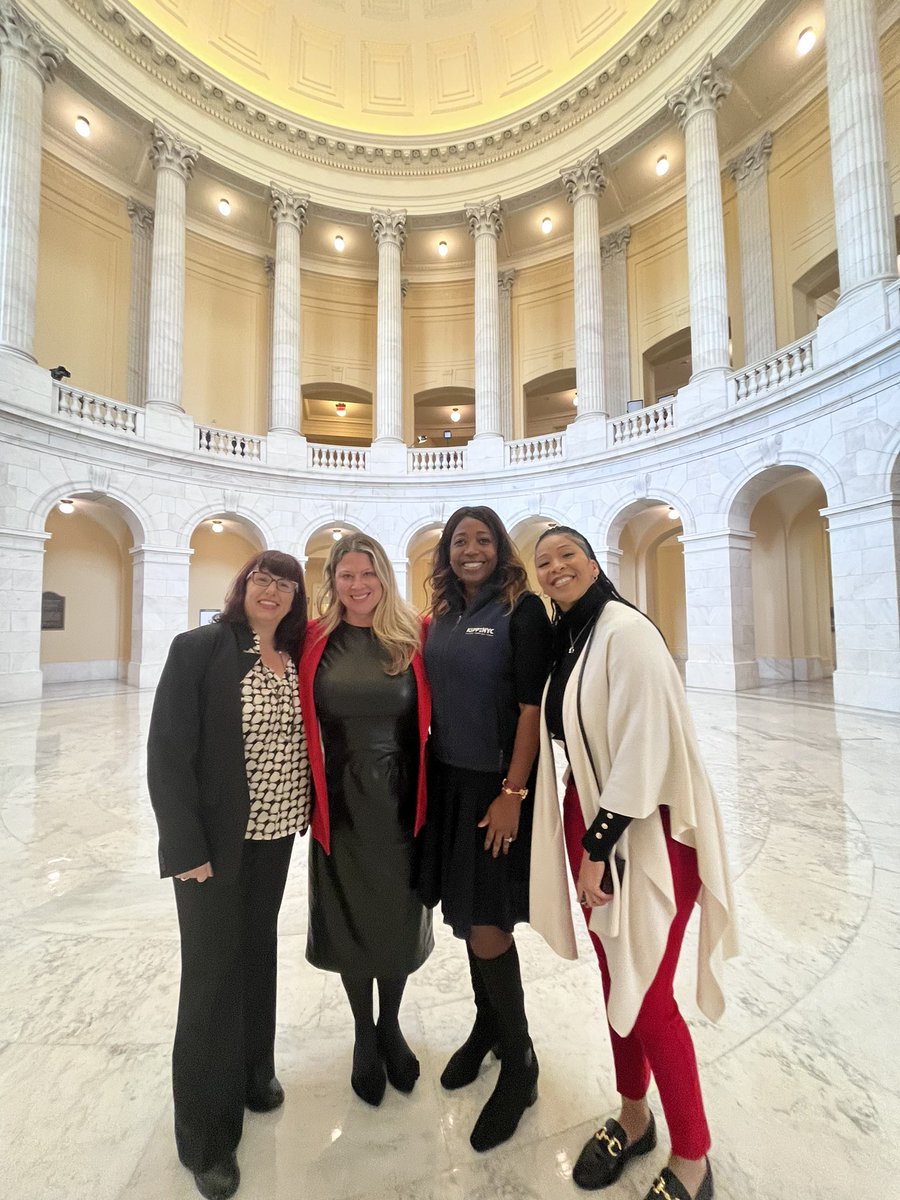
[567,615,596,654]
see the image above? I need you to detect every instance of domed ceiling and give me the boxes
[126,0,659,137]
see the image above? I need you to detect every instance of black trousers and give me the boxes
[171,834,295,1172]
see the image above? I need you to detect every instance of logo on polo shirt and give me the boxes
[466,626,495,636]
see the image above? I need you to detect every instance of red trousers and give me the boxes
[563,780,710,1159]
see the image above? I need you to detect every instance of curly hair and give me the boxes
[217,550,307,660]
[427,506,530,618]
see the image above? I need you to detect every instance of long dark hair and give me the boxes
[217,550,307,660]
[534,525,655,629]
[428,505,530,618]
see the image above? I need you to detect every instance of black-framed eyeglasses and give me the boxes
[247,570,299,595]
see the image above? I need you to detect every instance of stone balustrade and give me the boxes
[732,334,816,404]
[407,446,467,473]
[55,384,143,435]
[196,424,264,461]
[506,432,566,466]
[308,443,369,471]
[609,398,676,445]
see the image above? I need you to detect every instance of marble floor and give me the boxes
[1,682,898,1200]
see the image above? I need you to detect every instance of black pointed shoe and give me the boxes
[469,1042,539,1152]
[193,1153,240,1200]
[642,1158,713,1200]
[246,1076,285,1112]
[572,1112,657,1190]
[440,1027,500,1090]
[376,1023,420,1094]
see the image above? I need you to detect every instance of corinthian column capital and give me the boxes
[465,197,503,239]
[148,122,199,181]
[127,198,154,237]
[561,150,607,202]
[600,225,632,261]
[371,208,407,249]
[727,132,774,186]
[498,268,517,295]
[0,2,65,85]
[269,184,309,231]
[667,56,731,128]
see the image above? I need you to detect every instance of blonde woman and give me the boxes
[298,534,433,1106]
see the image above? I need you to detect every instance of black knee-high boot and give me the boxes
[441,944,500,1090]
[469,942,538,1152]
[340,974,386,1107]
[376,976,419,1093]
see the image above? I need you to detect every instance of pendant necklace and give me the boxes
[568,616,596,654]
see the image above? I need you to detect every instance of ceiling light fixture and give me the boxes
[217,198,231,217]
[334,234,345,252]
[332,528,342,541]
[335,402,347,417]
[572,391,578,408]
[668,506,680,520]
[450,407,461,423]
[656,155,670,177]
[438,240,448,257]
[797,27,816,56]
[416,434,428,445]
[58,498,75,515]
[211,519,224,533]
[541,217,553,234]
[74,116,91,138]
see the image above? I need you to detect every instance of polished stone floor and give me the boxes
[1,681,898,1200]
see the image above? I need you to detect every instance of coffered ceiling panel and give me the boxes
[427,36,481,113]
[289,21,345,106]
[362,41,415,113]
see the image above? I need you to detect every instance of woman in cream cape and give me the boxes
[530,526,737,1200]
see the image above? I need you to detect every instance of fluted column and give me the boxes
[728,133,777,364]
[668,58,732,376]
[126,200,153,406]
[599,226,632,416]
[0,3,64,360]
[371,208,406,444]
[824,0,898,293]
[498,269,516,441]
[269,184,308,435]
[561,151,607,421]
[465,197,503,439]
[145,123,199,412]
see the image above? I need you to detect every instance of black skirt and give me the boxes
[416,759,532,940]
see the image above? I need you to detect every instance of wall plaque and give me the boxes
[42,592,65,631]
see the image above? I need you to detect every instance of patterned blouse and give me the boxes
[242,641,311,840]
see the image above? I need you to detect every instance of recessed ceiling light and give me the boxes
[74,116,91,138]
[541,217,553,234]
[438,240,448,257]
[211,519,224,533]
[217,198,231,217]
[656,156,669,177]
[334,234,345,252]
[335,402,347,416]
[58,498,75,514]
[332,528,342,541]
[797,27,816,56]
[450,407,461,423]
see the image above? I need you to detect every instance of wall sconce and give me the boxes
[668,506,680,520]
[74,116,91,138]
[450,407,461,423]
[438,240,448,257]
[541,217,553,234]
[211,519,224,533]
[797,27,816,56]
[656,156,670,177]
[335,402,347,416]
[217,198,231,217]
[332,528,343,541]
[334,234,345,251]
[58,498,75,515]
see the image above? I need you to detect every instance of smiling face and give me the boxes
[243,567,297,633]
[448,517,499,599]
[534,532,599,612]
[334,551,383,627]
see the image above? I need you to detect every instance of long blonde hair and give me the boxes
[316,534,421,675]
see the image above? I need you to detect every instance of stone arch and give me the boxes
[725,454,843,530]
[33,483,149,545]
[181,505,271,551]
[600,491,695,548]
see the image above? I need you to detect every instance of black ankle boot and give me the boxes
[376,1020,420,1093]
[350,1033,386,1106]
[441,946,500,1090]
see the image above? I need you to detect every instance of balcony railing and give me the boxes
[196,425,264,461]
[408,446,467,473]
[610,398,676,445]
[732,334,816,404]
[506,432,565,466]
[55,385,143,435]
[308,443,369,471]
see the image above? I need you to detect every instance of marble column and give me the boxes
[728,133,777,364]
[680,529,759,691]
[498,269,516,441]
[465,197,503,439]
[145,123,199,412]
[825,497,900,714]
[269,185,308,435]
[824,0,898,293]
[371,209,407,444]
[599,225,632,416]
[127,545,192,688]
[126,200,153,407]
[0,526,49,701]
[561,151,607,421]
[0,3,64,360]
[668,57,732,376]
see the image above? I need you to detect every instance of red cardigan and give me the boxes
[298,618,431,854]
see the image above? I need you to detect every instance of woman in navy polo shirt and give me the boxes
[420,505,552,1152]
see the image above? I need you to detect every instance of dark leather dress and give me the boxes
[306,622,433,976]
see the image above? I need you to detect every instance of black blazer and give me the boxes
[147,619,262,881]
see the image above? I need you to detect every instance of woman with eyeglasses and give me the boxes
[299,534,432,1107]
[529,527,737,1200]
[148,551,310,1200]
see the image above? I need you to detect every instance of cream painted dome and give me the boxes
[125,0,659,136]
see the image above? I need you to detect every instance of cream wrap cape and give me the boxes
[529,601,738,1037]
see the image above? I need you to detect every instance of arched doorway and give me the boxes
[522,369,576,438]
[188,515,266,627]
[510,515,559,606]
[304,522,363,616]
[617,502,687,669]
[413,387,474,448]
[407,525,441,613]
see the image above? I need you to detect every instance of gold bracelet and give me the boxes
[501,778,529,799]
